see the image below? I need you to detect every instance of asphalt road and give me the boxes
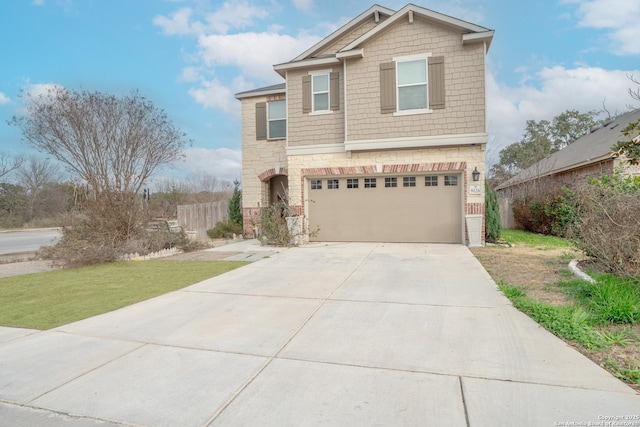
[0,229,62,255]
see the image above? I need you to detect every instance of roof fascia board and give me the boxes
[274,56,340,76]
[291,5,395,62]
[235,87,285,100]
[495,153,614,190]
[462,30,494,49]
[341,4,492,52]
[335,48,364,59]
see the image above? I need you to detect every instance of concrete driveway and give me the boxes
[1,242,638,426]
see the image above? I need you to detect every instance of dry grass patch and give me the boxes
[472,231,640,392]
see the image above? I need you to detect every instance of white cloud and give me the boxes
[171,147,242,182]
[204,1,268,34]
[292,0,313,13]
[197,31,321,81]
[153,7,194,36]
[564,0,640,55]
[33,0,44,5]
[486,65,640,163]
[0,92,10,105]
[188,78,237,114]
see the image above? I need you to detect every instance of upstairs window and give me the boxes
[397,59,427,111]
[380,55,445,114]
[312,74,329,112]
[302,71,339,113]
[268,100,286,139]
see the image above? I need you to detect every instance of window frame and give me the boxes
[327,179,339,189]
[364,178,377,188]
[267,100,286,139]
[310,179,322,190]
[393,53,432,116]
[310,70,331,114]
[347,178,359,189]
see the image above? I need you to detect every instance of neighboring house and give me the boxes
[495,109,640,229]
[235,4,494,245]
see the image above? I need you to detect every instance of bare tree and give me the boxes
[0,152,24,180]
[10,87,191,240]
[16,156,63,220]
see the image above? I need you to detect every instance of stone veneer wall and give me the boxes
[240,95,288,235]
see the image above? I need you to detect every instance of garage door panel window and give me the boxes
[444,176,458,186]
[311,179,322,190]
[425,176,438,186]
[364,178,377,188]
[347,178,359,189]
[328,179,339,189]
[385,177,397,188]
[403,176,416,187]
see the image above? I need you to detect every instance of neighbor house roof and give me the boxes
[495,109,640,191]
[272,3,494,77]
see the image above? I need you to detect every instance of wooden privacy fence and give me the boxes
[177,200,229,240]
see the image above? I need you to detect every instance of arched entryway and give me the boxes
[269,175,288,205]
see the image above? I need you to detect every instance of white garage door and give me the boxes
[307,174,462,243]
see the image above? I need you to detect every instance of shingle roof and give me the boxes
[495,109,640,190]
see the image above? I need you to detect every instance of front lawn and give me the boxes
[0,260,248,330]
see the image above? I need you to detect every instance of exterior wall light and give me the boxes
[472,167,480,182]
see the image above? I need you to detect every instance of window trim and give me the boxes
[364,178,377,188]
[392,53,432,116]
[267,100,286,139]
[310,179,322,190]
[403,176,416,187]
[327,179,339,189]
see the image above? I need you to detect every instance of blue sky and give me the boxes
[1,0,639,184]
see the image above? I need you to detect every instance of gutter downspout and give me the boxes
[343,58,348,150]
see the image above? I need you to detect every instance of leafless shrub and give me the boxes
[569,185,640,277]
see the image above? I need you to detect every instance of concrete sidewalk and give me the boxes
[0,242,638,426]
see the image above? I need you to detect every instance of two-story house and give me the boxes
[235,3,493,245]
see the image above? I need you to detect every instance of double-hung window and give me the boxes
[397,58,427,112]
[268,100,286,139]
[312,73,329,112]
[380,54,444,114]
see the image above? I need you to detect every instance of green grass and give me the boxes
[502,229,571,249]
[605,358,640,386]
[558,274,640,324]
[497,281,606,350]
[0,260,249,330]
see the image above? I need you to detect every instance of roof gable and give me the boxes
[340,3,494,52]
[291,5,395,62]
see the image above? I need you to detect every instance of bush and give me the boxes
[207,221,243,239]
[569,174,640,276]
[228,180,242,226]
[485,181,501,242]
[512,188,576,236]
[257,202,291,246]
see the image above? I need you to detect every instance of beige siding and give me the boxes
[287,66,345,147]
[316,17,384,57]
[345,16,486,141]
[240,96,287,212]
